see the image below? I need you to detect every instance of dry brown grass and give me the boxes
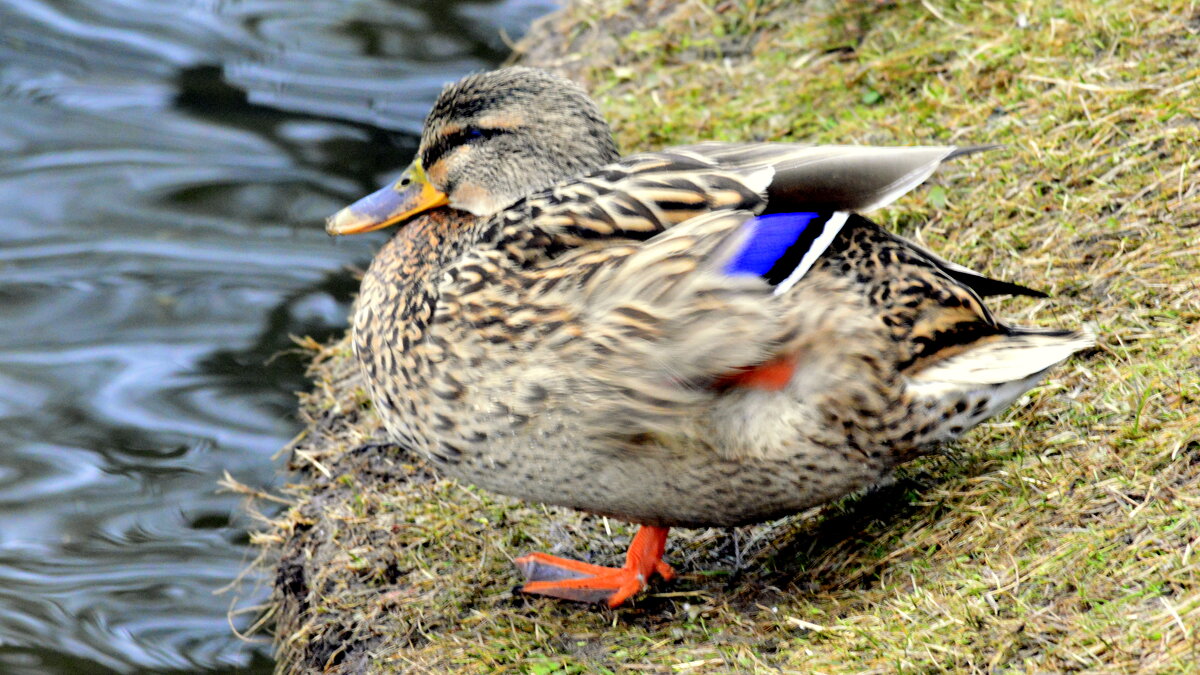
[247,0,1200,672]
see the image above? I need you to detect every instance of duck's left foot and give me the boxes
[515,525,674,608]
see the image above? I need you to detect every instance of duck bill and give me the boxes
[325,158,449,235]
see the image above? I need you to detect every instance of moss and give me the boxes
[248,0,1200,672]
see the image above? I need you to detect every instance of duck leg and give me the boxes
[515,526,675,608]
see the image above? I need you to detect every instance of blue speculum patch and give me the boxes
[723,212,818,277]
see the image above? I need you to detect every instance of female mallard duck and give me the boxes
[327,67,1092,608]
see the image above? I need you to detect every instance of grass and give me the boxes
[245,0,1200,672]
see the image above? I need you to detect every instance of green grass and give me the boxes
[244,0,1200,672]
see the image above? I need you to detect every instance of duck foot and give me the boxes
[515,525,675,608]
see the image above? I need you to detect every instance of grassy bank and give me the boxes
[254,0,1200,671]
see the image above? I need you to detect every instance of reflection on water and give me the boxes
[0,0,555,671]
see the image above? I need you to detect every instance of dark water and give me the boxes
[0,0,556,671]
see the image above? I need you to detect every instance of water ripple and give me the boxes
[0,0,557,671]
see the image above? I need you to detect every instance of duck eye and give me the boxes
[423,127,506,169]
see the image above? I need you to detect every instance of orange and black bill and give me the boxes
[325,158,449,235]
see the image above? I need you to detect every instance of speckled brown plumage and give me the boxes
[334,67,1092,605]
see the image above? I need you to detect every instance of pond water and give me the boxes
[0,0,556,671]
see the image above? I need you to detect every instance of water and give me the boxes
[0,0,556,671]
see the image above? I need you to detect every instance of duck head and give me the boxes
[327,67,619,235]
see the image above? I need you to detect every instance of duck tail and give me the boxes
[900,326,1095,447]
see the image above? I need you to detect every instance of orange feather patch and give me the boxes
[713,354,798,391]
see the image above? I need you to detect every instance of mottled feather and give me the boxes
[347,69,1092,531]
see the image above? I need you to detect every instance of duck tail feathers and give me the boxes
[912,326,1094,387]
[900,326,1094,446]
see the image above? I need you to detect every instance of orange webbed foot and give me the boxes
[515,526,674,608]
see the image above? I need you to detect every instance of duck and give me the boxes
[325,67,1092,608]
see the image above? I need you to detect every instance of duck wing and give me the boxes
[514,206,1091,454]
[673,142,995,213]
[484,143,984,256]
